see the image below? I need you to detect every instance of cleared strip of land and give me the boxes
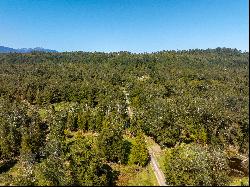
[149,150,167,186]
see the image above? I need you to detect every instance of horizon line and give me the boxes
[1,44,249,54]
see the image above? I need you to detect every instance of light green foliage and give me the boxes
[127,165,157,186]
[128,133,149,167]
[163,143,230,186]
[230,177,249,186]
[110,164,157,186]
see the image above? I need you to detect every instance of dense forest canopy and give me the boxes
[0,48,249,185]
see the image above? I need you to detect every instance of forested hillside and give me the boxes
[0,48,249,186]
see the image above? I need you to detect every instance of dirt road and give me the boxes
[123,88,166,186]
[149,149,167,186]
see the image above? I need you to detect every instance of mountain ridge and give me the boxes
[0,45,58,53]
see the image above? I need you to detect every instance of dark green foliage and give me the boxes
[20,111,46,161]
[0,100,24,160]
[66,108,78,131]
[76,110,89,131]
[65,136,115,186]
[0,99,44,162]
[0,48,248,185]
[34,155,71,186]
[97,116,129,164]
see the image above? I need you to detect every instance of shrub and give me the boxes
[163,143,230,186]
[128,133,149,167]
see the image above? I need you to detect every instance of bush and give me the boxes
[163,143,230,186]
[128,133,149,167]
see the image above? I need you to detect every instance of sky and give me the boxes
[0,0,249,52]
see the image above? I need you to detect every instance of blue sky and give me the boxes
[0,0,249,52]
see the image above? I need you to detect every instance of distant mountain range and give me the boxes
[0,46,58,53]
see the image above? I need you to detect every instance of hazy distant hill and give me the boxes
[0,46,58,53]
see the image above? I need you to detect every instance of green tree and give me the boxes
[65,136,115,186]
[163,143,230,186]
[97,116,127,163]
[128,133,149,166]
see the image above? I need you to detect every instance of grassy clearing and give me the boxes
[144,135,165,172]
[117,133,158,186]
[127,164,158,186]
[38,101,77,119]
[230,177,249,186]
[144,135,156,149]
[0,161,23,185]
[53,101,78,111]
[110,163,157,186]
[38,108,48,119]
